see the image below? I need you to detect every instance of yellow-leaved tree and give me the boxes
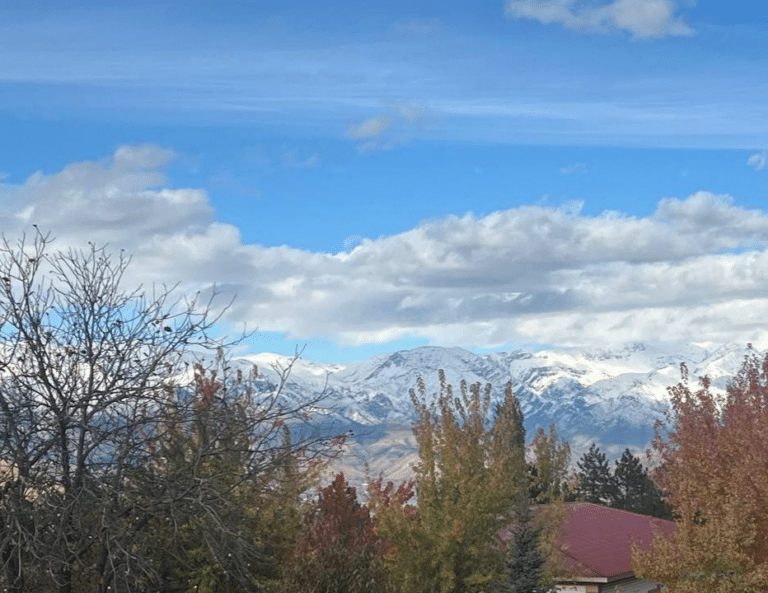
[369,371,530,593]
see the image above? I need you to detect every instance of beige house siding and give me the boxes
[555,585,596,593]
[600,578,661,593]
[556,578,661,593]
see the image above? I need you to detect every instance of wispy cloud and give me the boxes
[347,116,394,140]
[282,150,321,170]
[346,104,432,151]
[3,4,767,150]
[505,0,693,39]
[560,162,588,175]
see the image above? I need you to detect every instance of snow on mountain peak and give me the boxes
[229,341,755,484]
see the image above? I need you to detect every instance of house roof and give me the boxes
[557,503,675,581]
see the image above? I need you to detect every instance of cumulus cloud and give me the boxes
[1,145,210,248]
[5,147,768,352]
[505,0,693,39]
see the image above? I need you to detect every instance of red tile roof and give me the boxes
[557,503,675,580]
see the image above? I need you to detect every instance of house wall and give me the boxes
[556,585,594,593]
[556,579,661,593]
[600,577,661,593]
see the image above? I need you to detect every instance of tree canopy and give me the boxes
[613,448,670,518]
[370,371,555,593]
[0,232,337,593]
[632,352,768,592]
[287,472,388,593]
[528,424,571,504]
[575,443,617,505]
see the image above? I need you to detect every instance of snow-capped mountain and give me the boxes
[228,342,754,485]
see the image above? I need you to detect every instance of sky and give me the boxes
[2,0,768,362]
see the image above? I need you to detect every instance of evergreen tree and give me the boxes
[576,443,617,505]
[613,448,647,511]
[503,500,547,593]
[613,448,671,518]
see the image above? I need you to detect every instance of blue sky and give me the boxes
[2,0,768,361]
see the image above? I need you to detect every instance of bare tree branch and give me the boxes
[0,231,341,593]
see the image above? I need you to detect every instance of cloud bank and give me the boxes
[4,146,768,351]
[505,0,693,39]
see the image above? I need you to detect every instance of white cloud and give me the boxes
[4,147,768,352]
[0,145,211,249]
[505,0,693,39]
[748,151,768,171]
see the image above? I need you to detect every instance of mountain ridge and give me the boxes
[228,342,754,486]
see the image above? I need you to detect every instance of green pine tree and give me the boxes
[613,448,647,511]
[504,500,547,593]
[576,443,617,505]
[613,448,671,518]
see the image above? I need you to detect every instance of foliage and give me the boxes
[0,232,337,593]
[612,448,646,510]
[366,475,417,587]
[500,499,548,593]
[138,357,323,593]
[575,443,617,505]
[0,232,223,593]
[527,424,571,504]
[632,352,768,592]
[287,472,388,593]
[370,371,531,593]
[613,448,670,518]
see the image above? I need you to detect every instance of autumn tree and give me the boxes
[370,372,531,593]
[632,352,768,592]
[527,424,571,504]
[575,443,617,505]
[0,232,337,593]
[366,475,417,591]
[287,472,388,593]
[135,355,327,593]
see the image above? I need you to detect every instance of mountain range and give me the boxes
[227,342,752,487]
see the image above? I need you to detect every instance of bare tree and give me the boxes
[0,232,338,593]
